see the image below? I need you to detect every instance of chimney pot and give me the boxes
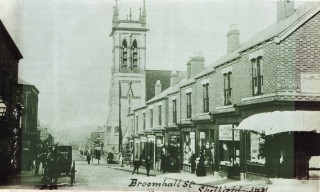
[227,24,240,54]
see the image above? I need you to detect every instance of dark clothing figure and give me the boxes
[35,155,40,175]
[160,154,167,173]
[190,154,196,174]
[96,150,101,164]
[86,154,91,165]
[132,159,141,175]
[145,157,151,176]
[196,154,206,176]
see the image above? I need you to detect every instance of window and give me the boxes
[143,113,146,130]
[158,105,162,125]
[135,115,139,134]
[115,126,119,135]
[203,83,209,112]
[121,40,128,68]
[246,132,265,165]
[252,57,263,95]
[150,109,153,128]
[132,40,138,68]
[223,72,232,105]
[186,92,192,118]
[172,99,177,123]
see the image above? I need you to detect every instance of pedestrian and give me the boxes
[145,156,151,176]
[96,149,101,164]
[86,153,91,165]
[35,154,40,175]
[190,151,196,174]
[156,152,161,171]
[132,155,140,175]
[160,152,166,173]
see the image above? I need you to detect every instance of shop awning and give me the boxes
[235,111,320,135]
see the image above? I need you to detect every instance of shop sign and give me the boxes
[219,124,232,140]
[147,135,155,141]
[140,137,147,142]
[200,132,205,139]
[182,128,192,132]
[155,133,163,136]
[190,132,195,139]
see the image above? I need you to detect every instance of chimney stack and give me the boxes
[170,71,179,86]
[155,80,162,95]
[187,56,205,79]
[227,24,240,54]
[277,0,295,22]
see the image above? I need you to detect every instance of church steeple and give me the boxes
[113,0,119,23]
[141,0,147,26]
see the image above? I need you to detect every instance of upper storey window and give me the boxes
[252,57,263,96]
[223,72,232,105]
[203,83,209,112]
[121,40,128,68]
[132,40,138,68]
[186,92,192,118]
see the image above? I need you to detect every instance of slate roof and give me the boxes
[145,70,186,102]
[195,1,320,79]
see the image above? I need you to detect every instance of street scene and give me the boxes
[0,0,319,191]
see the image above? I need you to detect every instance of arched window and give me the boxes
[132,40,138,68]
[121,39,128,68]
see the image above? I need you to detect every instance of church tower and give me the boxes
[105,0,149,153]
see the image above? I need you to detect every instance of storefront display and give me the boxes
[182,132,195,165]
[218,124,240,178]
[248,132,265,165]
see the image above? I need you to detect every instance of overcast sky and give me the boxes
[0,0,306,138]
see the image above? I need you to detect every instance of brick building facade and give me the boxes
[124,0,320,180]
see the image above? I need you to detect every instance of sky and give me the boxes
[0,0,306,140]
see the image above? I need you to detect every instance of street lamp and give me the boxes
[0,99,7,119]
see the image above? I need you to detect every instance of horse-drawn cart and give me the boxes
[42,145,76,187]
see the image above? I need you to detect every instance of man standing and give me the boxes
[145,156,151,176]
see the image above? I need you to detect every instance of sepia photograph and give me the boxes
[0,0,319,191]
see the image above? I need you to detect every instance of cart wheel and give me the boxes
[70,160,76,186]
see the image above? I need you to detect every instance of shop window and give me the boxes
[134,141,141,160]
[203,83,209,112]
[247,132,265,165]
[199,130,215,169]
[219,124,240,166]
[186,92,192,118]
[172,99,177,123]
[252,57,263,96]
[182,132,195,165]
[168,135,180,172]
[223,72,232,105]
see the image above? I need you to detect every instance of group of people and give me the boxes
[85,148,101,165]
[132,155,152,176]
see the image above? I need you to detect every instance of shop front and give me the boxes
[164,126,181,172]
[181,128,195,172]
[218,124,240,179]
[133,138,141,161]
[154,131,165,171]
[196,124,215,175]
[236,111,320,180]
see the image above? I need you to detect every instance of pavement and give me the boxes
[4,153,318,192]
